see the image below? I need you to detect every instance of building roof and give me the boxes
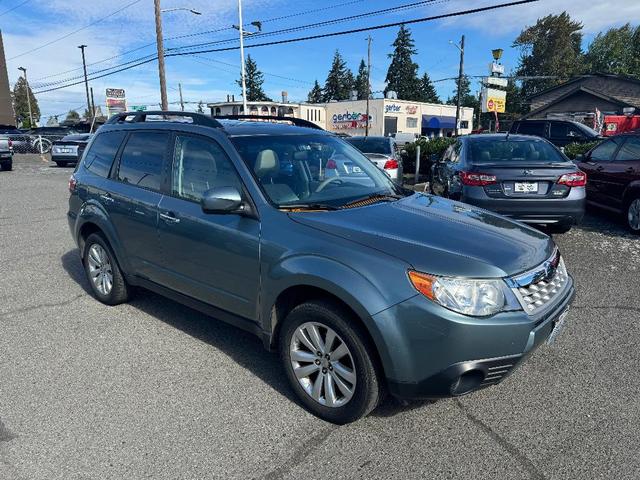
[528,73,640,100]
[523,85,633,119]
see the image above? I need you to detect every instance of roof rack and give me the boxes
[215,115,324,131]
[106,111,223,128]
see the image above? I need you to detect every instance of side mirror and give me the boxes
[201,186,244,214]
[574,154,584,161]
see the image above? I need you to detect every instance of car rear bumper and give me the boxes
[462,187,585,224]
[371,278,575,400]
[52,154,79,163]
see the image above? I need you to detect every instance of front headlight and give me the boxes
[408,271,511,317]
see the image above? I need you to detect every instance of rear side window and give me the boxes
[590,138,621,162]
[616,137,640,161]
[117,132,169,191]
[83,131,126,177]
[517,122,546,137]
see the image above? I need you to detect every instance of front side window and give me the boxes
[117,131,169,191]
[231,134,401,208]
[83,131,126,177]
[518,122,546,136]
[615,137,640,162]
[172,135,243,202]
[590,138,621,162]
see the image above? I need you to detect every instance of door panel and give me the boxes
[600,137,640,206]
[577,138,622,207]
[156,133,260,320]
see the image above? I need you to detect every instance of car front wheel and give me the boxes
[626,197,640,234]
[83,233,130,305]
[280,300,381,424]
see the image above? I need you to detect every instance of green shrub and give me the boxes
[563,141,600,160]
[403,137,456,175]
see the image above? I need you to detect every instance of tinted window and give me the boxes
[590,138,621,162]
[83,131,126,177]
[549,123,568,138]
[117,132,169,191]
[616,137,640,161]
[346,137,392,155]
[517,122,546,137]
[172,135,242,202]
[468,138,564,163]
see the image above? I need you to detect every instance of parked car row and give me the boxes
[0,124,92,154]
[67,111,575,424]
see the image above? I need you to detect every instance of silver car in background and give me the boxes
[345,136,404,183]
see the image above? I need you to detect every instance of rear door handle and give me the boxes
[626,167,635,174]
[160,212,180,224]
[99,193,114,203]
[596,165,604,172]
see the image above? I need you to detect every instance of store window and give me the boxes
[406,117,418,128]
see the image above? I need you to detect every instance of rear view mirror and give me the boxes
[201,187,244,214]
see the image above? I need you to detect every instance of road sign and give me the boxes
[106,88,127,117]
[129,105,147,112]
[481,87,506,113]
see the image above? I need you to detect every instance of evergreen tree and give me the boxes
[323,50,354,101]
[384,25,421,100]
[66,110,80,122]
[417,72,439,103]
[354,59,369,100]
[585,24,640,77]
[197,100,205,113]
[13,77,40,128]
[447,75,478,110]
[513,12,585,99]
[307,80,323,103]
[237,54,272,102]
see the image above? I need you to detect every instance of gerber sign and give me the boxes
[331,111,371,129]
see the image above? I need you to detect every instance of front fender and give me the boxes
[75,200,131,274]
[623,181,640,204]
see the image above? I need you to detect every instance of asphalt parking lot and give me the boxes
[1,154,639,480]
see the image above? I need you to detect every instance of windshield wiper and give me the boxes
[341,193,403,208]
[279,203,339,211]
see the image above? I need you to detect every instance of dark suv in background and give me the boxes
[67,112,575,423]
[510,119,602,147]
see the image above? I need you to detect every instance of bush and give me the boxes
[563,141,600,160]
[403,136,456,175]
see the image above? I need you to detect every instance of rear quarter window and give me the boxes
[116,131,170,191]
[83,131,126,177]
[517,122,547,137]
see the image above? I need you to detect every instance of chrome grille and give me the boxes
[511,251,569,315]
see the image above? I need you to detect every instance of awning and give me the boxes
[422,115,456,129]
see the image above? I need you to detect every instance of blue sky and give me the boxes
[1,0,639,122]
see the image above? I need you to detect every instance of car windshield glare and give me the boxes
[346,137,392,155]
[469,138,565,164]
[231,134,401,208]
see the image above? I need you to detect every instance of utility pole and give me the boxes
[237,0,248,114]
[78,45,92,123]
[453,34,465,136]
[365,35,372,137]
[178,83,184,111]
[90,87,97,133]
[154,0,168,111]
[17,67,33,128]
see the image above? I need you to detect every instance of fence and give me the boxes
[2,134,76,155]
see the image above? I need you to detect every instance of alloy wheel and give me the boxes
[289,322,356,408]
[628,199,640,231]
[87,244,113,295]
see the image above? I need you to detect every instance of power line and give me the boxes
[29,0,367,83]
[0,0,32,17]
[8,0,145,61]
[33,0,540,95]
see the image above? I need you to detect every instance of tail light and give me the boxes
[383,159,399,170]
[557,171,587,187]
[68,175,77,193]
[7,139,12,149]
[326,159,337,169]
[460,171,497,186]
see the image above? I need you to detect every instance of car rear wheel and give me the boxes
[626,197,640,234]
[55,161,68,168]
[83,233,130,305]
[0,160,12,171]
[280,300,381,424]
[548,221,573,234]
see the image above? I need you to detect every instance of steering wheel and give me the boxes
[316,176,343,192]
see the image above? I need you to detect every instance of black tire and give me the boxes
[55,161,68,168]
[548,221,573,234]
[624,196,640,234]
[279,300,382,424]
[0,160,12,171]
[83,233,130,305]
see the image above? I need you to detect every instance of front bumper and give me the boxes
[371,277,575,400]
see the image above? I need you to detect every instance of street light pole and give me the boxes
[153,0,168,111]
[237,0,248,114]
[365,35,372,137]
[17,67,33,128]
[78,45,92,123]
[452,35,465,137]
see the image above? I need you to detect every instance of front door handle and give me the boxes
[99,193,114,203]
[626,167,635,174]
[160,212,180,224]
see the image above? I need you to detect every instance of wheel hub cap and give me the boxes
[289,322,356,408]
[629,199,640,231]
[87,244,113,295]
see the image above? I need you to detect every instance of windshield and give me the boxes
[346,137,392,155]
[231,134,403,208]
[469,138,567,164]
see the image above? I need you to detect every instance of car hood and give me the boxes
[289,193,554,278]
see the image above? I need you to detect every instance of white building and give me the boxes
[207,98,473,137]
